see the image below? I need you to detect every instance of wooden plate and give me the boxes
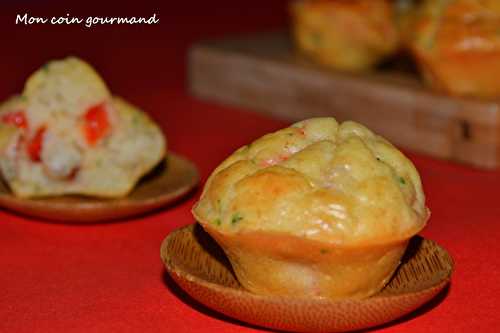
[161,224,454,333]
[0,153,199,223]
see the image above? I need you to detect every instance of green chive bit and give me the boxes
[320,249,328,254]
[399,177,406,185]
[131,113,142,126]
[231,212,243,225]
[213,218,221,226]
[42,62,50,72]
[311,32,322,47]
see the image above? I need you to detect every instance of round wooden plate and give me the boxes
[161,224,454,333]
[0,153,199,223]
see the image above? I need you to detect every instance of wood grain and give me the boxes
[189,32,500,169]
[161,224,453,333]
[0,153,199,223]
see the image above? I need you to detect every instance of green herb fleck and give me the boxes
[32,183,42,194]
[132,114,141,126]
[231,212,243,225]
[213,218,221,226]
[311,32,322,47]
[399,177,406,185]
[42,63,50,72]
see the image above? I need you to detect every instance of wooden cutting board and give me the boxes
[189,32,500,169]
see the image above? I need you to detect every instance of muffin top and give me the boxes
[193,118,428,246]
[410,0,500,53]
[291,0,398,54]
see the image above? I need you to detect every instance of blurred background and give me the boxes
[0,0,289,103]
[2,0,500,169]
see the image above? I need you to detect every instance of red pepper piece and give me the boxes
[67,166,80,181]
[1,111,28,129]
[27,126,46,162]
[260,154,290,167]
[84,103,109,146]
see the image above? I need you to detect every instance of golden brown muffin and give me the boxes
[395,0,419,44]
[0,57,166,198]
[290,0,399,71]
[408,0,500,97]
[193,118,429,299]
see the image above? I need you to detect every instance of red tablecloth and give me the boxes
[1,1,499,332]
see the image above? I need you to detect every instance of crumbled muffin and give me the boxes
[0,57,166,198]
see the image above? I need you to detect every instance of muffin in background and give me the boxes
[408,0,500,97]
[193,117,429,299]
[290,0,399,72]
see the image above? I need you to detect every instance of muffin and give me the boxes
[408,0,500,97]
[193,118,429,299]
[290,0,399,71]
[0,57,166,198]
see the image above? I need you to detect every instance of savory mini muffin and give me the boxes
[290,0,399,71]
[408,0,500,97]
[0,57,166,198]
[193,118,429,299]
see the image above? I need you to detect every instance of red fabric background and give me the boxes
[1,1,499,332]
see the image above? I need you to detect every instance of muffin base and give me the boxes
[204,225,409,300]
